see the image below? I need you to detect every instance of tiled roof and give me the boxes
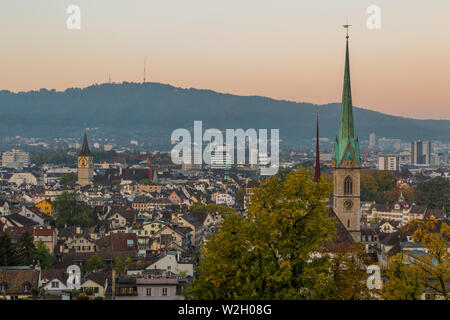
[96,233,138,253]
[0,268,39,295]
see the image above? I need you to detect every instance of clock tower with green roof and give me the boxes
[332,27,361,242]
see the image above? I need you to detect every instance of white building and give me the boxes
[378,155,399,171]
[211,146,232,169]
[369,133,376,148]
[2,149,30,168]
[9,172,38,186]
[215,193,235,207]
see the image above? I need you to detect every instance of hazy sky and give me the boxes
[1,0,449,119]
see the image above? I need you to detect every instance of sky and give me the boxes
[1,0,449,120]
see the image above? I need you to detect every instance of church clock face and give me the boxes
[78,157,88,167]
[344,200,353,210]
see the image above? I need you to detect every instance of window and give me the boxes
[23,282,31,293]
[344,176,353,195]
[146,288,152,296]
[347,220,350,228]
[51,281,59,288]
[0,282,8,293]
[161,288,168,296]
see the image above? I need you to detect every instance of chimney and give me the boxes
[76,226,81,234]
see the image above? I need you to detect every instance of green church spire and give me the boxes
[338,39,355,141]
[333,28,361,167]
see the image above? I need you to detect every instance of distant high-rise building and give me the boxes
[211,146,231,169]
[422,141,432,165]
[378,155,399,171]
[411,140,431,165]
[1,149,30,169]
[369,133,376,148]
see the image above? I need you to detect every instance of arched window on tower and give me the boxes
[347,219,350,228]
[344,176,353,195]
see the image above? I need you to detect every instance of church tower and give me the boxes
[77,132,93,186]
[332,28,361,242]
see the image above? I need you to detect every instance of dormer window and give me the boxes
[23,282,31,293]
[0,282,8,293]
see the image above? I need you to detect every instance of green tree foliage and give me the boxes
[87,254,105,272]
[324,243,373,300]
[383,218,449,300]
[60,172,77,187]
[383,253,427,300]
[360,170,397,203]
[184,169,337,299]
[30,150,76,166]
[17,231,35,266]
[0,232,17,266]
[35,240,53,269]
[415,177,450,210]
[115,257,125,275]
[139,178,157,185]
[54,192,95,228]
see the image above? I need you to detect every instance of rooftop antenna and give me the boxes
[143,58,146,83]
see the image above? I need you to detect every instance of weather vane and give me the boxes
[343,24,352,39]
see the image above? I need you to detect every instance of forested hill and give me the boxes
[0,82,448,146]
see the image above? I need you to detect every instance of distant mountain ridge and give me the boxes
[0,82,449,147]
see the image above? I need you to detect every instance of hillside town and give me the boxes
[0,129,448,300]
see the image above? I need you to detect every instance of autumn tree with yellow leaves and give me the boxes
[383,218,449,300]
[184,168,371,299]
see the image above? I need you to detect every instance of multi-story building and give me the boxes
[1,149,30,168]
[378,155,400,171]
[369,133,376,148]
[411,140,432,165]
[210,146,231,169]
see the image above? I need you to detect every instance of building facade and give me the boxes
[378,155,400,171]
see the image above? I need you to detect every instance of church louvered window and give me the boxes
[344,176,352,195]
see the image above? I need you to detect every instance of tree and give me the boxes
[34,240,53,269]
[184,168,337,299]
[360,170,397,203]
[415,177,450,210]
[54,192,95,228]
[406,218,449,299]
[0,232,17,266]
[87,254,105,272]
[383,253,427,300]
[325,243,374,300]
[17,231,35,266]
[139,178,156,185]
[383,218,449,300]
[115,257,125,275]
[60,172,77,187]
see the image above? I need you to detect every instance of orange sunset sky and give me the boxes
[1,0,449,120]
